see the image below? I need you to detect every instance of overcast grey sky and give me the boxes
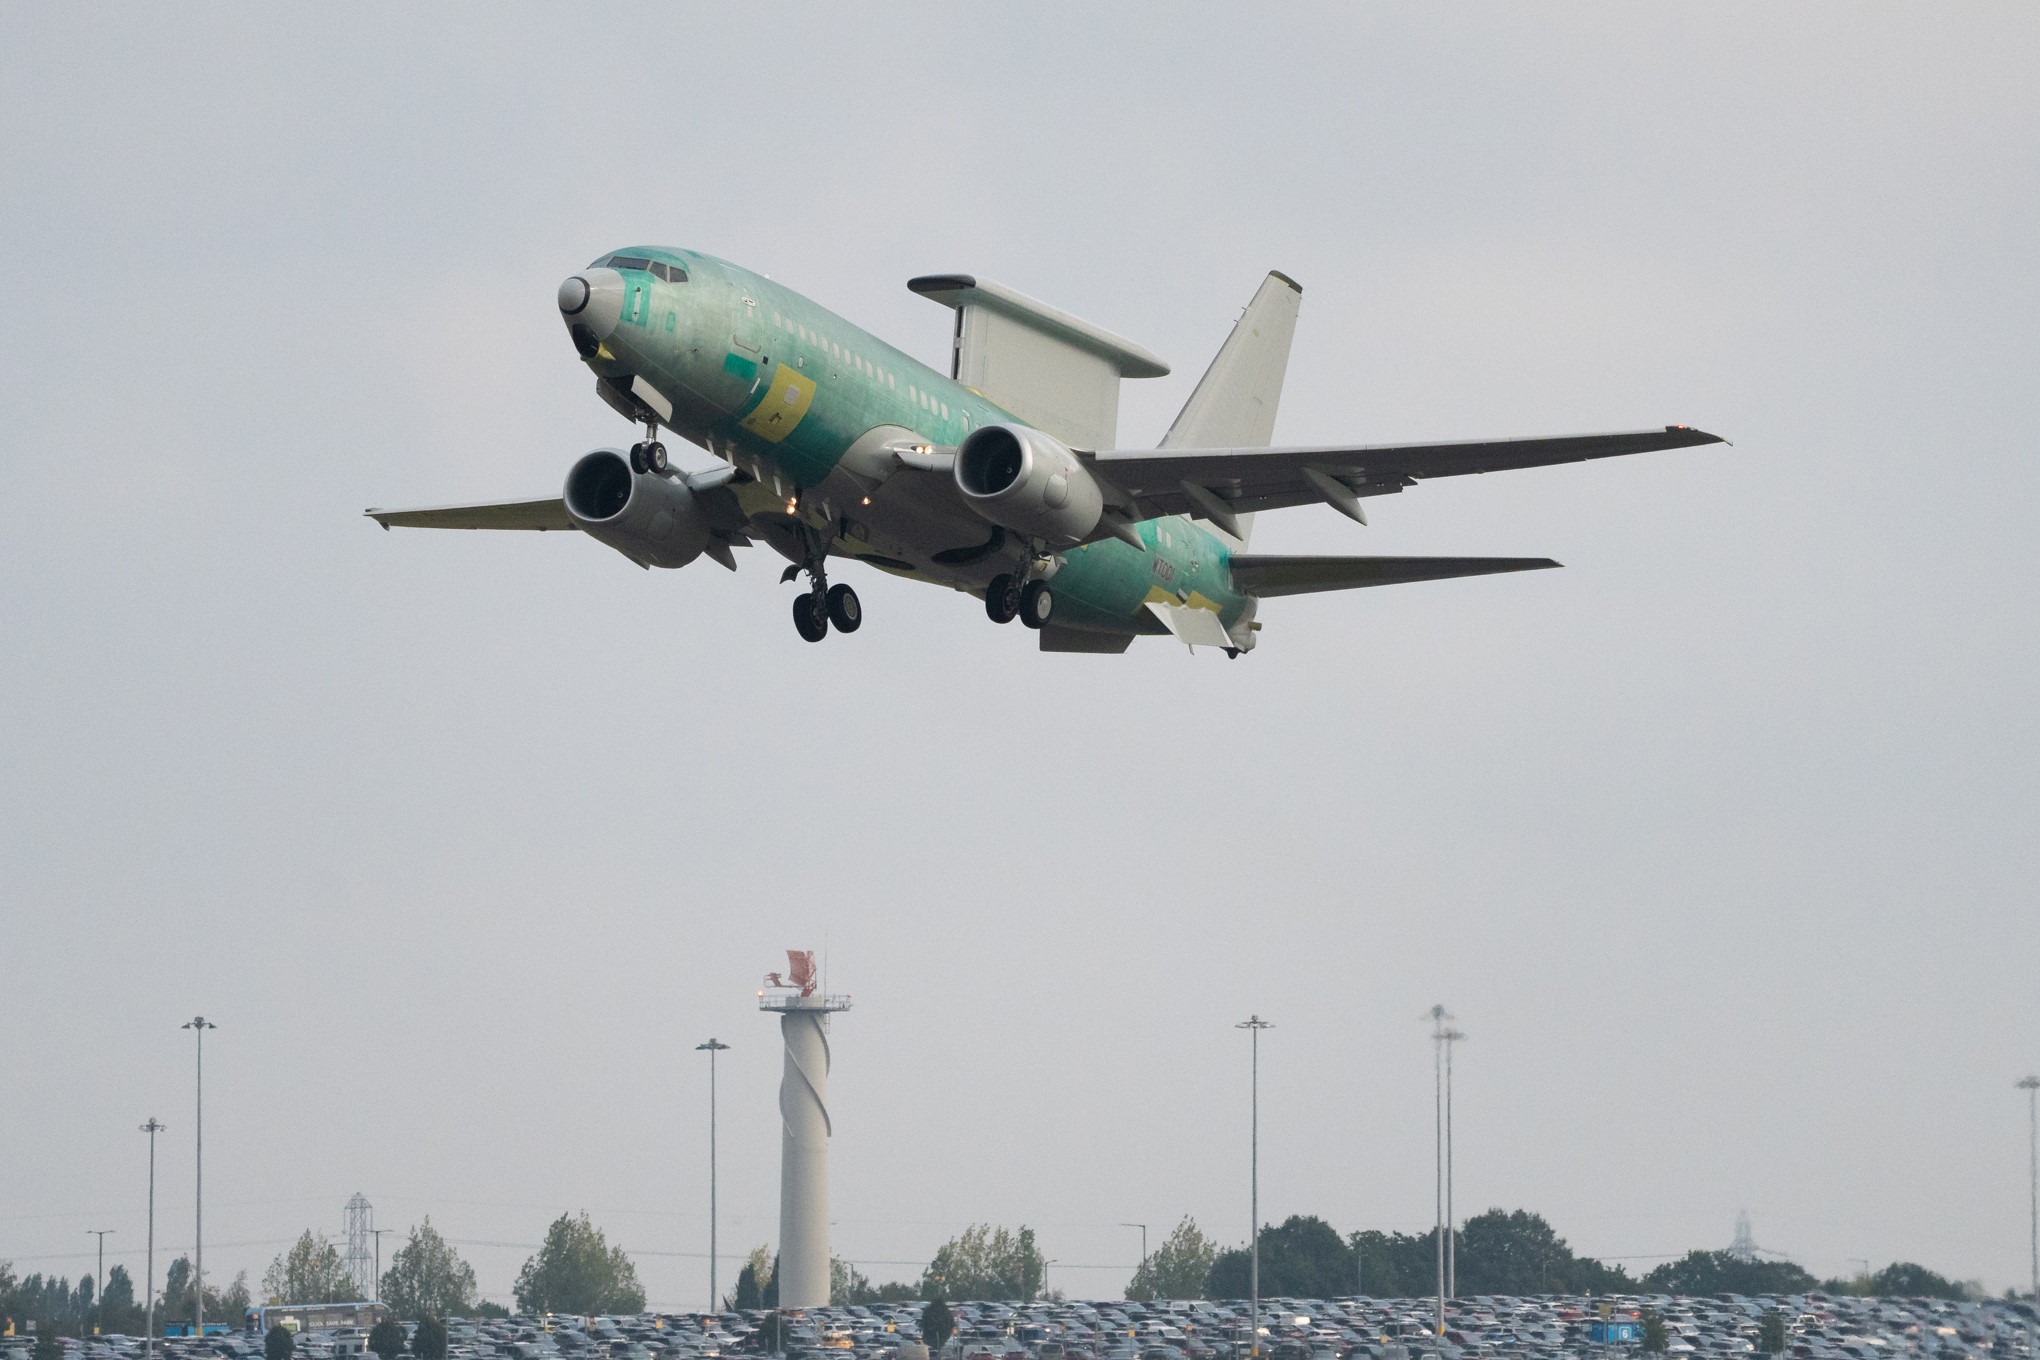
[6,3,2040,1310]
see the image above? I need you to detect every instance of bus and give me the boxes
[245,1303,393,1336]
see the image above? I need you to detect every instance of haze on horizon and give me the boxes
[4,3,2039,1311]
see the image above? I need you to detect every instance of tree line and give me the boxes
[3,1205,1990,1335]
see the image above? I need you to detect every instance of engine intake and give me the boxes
[564,450,714,569]
[954,424,1104,544]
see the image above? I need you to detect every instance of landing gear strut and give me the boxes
[783,523,859,642]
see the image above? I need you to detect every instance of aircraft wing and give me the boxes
[1228,554,1559,597]
[1088,425,1725,523]
[365,498,577,531]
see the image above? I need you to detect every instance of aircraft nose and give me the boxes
[559,267,624,356]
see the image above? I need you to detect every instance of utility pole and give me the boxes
[88,1231,114,1333]
[2020,1076,2040,1300]
[371,1228,391,1300]
[1427,1006,1452,1342]
[182,1017,215,1336]
[1442,1024,1466,1300]
[697,1038,731,1311]
[1236,1016,1273,1360]
[141,1119,164,1359]
[1120,1225,1148,1293]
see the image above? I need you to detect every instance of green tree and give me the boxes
[266,1325,297,1360]
[732,1248,776,1310]
[919,1225,1044,1301]
[1759,1313,1788,1355]
[380,1220,477,1321]
[101,1265,138,1335]
[511,1212,645,1315]
[367,1319,406,1360]
[921,1299,955,1354]
[1866,1262,1972,1300]
[1644,1251,1815,1297]
[412,1316,448,1360]
[1640,1309,1668,1356]
[163,1258,252,1324]
[830,1258,912,1306]
[1456,1210,1633,1294]
[263,1233,359,1304]
[34,1331,62,1360]
[1127,1218,1217,1302]
[1209,1217,1351,1299]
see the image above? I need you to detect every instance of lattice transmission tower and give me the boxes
[343,1194,375,1299]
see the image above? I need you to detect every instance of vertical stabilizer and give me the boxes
[1159,271,1303,546]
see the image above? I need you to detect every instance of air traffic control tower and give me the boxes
[759,950,850,1309]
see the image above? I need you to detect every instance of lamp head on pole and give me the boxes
[2019,1076,2040,1093]
[1235,1016,1274,1032]
[140,1118,166,1135]
[183,1017,215,1032]
[697,1039,731,1053]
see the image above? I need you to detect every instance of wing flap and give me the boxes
[366,498,576,531]
[1229,554,1560,598]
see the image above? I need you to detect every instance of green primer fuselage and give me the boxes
[579,246,1248,639]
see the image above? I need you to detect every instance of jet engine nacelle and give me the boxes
[563,449,714,568]
[954,423,1105,544]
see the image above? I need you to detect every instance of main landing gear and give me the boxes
[984,573,1054,629]
[792,583,860,642]
[783,525,860,643]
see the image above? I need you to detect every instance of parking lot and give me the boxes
[11,1292,2039,1360]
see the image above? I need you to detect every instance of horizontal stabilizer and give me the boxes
[1089,426,1725,521]
[366,498,575,531]
[1229,554,1559,598]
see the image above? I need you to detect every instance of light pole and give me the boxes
[182,1017,215,1336]
[1427,1006,1452,1340]
[89,1230,115,1333]
[1237,1016,1273,1360]
[697,1038,731,1311]
[141,1119,164,1357]
[1442,1025,1465,1301]
[371,1228,391,1300]
[1120,1224,1148,1295]
[2020,1076,2040,1300]
[1041,1260,1056,1303]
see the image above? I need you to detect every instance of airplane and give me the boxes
[367,248,1722,655]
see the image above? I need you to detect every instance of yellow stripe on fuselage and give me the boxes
[740,363,817,443]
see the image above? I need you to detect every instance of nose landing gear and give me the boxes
[629,418,668,475]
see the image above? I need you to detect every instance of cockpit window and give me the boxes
[594,255,687,283]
